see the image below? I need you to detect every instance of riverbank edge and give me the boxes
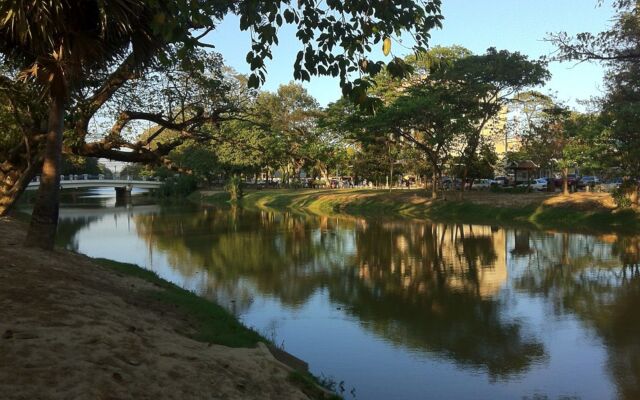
[194,189,640,234]
[1,215,338,400]
[90,257,341,400]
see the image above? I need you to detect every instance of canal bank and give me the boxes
[31,192,639,399]
[196,189,640,234]
[0,217,336,400]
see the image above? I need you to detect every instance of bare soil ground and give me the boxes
[0,217,309,400]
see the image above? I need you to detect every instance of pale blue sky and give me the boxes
[206,1,615,108]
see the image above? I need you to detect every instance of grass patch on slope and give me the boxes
[196,191,230,204]
[94,257,342,399]
[93,258,263,348]
[288,371,343,400]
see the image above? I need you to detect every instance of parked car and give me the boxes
[518,178,548,191]
[441,177,462,190]
[493,176,510,186]
[470,179,495,190]
[533,178,549,191]
[554,174,582,189]
[600,177,623,192]
[581,176,600,187]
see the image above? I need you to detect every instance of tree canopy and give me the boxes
[0,0,445,248]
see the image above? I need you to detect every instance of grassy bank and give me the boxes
[92,257,339,400]
[2,216,341,399]
[93,258,263,347]
[197,189,640,234]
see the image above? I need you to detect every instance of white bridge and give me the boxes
[27,175,162,196]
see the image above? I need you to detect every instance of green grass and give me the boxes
[93,257,341,398]
[288,371,343,400]
[93,258,263,348]
[198,189,640,234]
[189,190,230,204]
[425,201,639,232]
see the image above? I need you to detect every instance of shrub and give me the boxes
[225,175,244,202]
[612,181,636,208]
[157,175,198,197]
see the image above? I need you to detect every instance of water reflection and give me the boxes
[514,231,640,400]
[56,199,640,399]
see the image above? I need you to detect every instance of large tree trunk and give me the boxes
[25,96,65,250]
[562,167,569,195]
[0,158,40,216]
[389,161,394,192]
[622,178,640,206]
[431,170,438,200]
[320,167,330,187]
[459,166,468,200]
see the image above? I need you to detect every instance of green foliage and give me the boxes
[613,186,633,209]
[0,1,159,96]
[225,175,244,202]
[321,46,549,195]
[612,179,638,208]
[157,175,198,197]
[0,0,445,223]
[513,93,608,176]
[551,1,640,177]
[451,143,499,180]
[288,371,343,400]
[601,63,640,177]
[234,0,444,94]
[170,141,220,183]
[0,93,23,155]
[60,156,103,176]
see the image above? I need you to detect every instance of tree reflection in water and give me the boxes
[514,232,640,399]
[58,202,640,396]
[130,206,545,378]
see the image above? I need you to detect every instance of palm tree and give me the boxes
[0,0,156,249]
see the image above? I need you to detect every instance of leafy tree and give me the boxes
[430,48,549,193]
[549,0,640,63]
[512,95,570,190]
[368,77,479,198]
[0,0,444,249]
[225,175,244,202]
[322,97,406,188]
[514,94,607,195]
[450,142,499,183]
[329,46,547,197]
[551,0,640,202]
[354,47,481,197]
[252,83,320,184]
[60,156,103,176]
[0,1,161,248]
[600,63,640,203]
[169,142,221,184]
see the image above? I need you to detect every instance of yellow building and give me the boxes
[480,106,520,157]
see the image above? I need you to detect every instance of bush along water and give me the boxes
[157,175,199,198]
[612,180,637,208]
[225,175,244,202]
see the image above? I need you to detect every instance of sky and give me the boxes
[206,0,615,108]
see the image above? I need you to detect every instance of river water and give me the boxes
[52,189,640,400]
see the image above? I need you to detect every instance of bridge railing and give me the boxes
[30,174,163,183]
